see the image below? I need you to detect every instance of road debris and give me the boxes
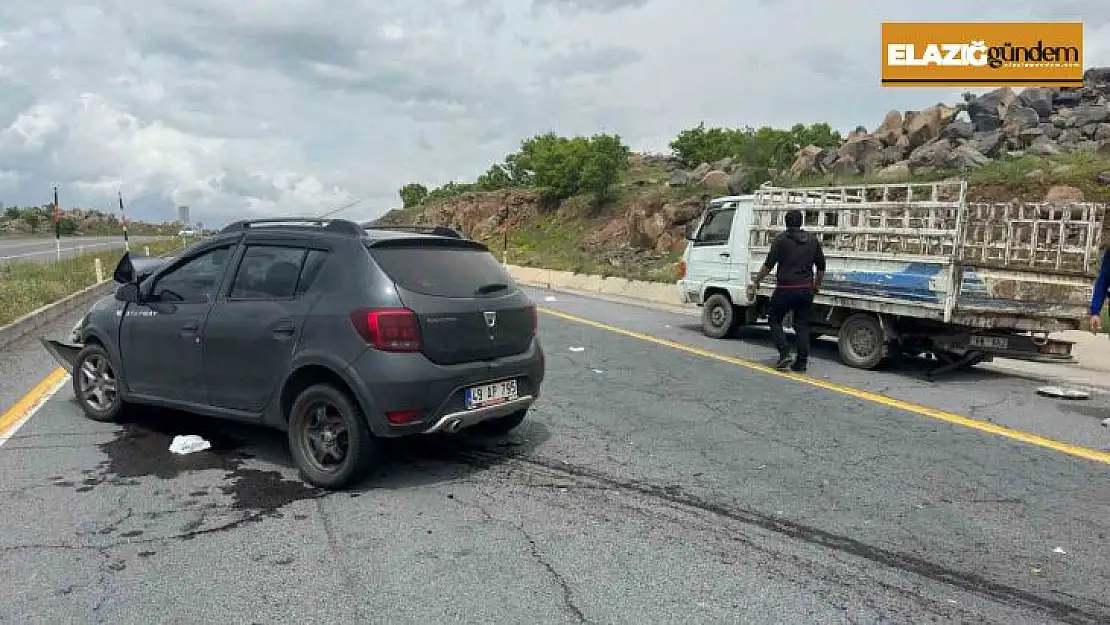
[568,346,585,352]
[169,435,212,455]
[1035,386,1091,400]
[1053,547,1067,555]
[544,296,557,302]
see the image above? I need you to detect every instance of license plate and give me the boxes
[465,379,518,409]
[969,335,1008,350]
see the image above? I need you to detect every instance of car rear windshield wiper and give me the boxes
[475,282,509,294]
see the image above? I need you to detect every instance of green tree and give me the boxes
[58,217,78,235]
[3,206,20,220]
[398,183,429,208]
[511,132,630,203]
[22,210,41,233]
[669,122,842,173]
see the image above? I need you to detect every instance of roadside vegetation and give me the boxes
[0,239,181,326]
[1,204,177,237]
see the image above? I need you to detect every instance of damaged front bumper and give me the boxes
[40,337,82,374]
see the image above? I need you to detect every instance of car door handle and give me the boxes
[272,321,296,338]
[719,252,731,257]
[180,322,199,335]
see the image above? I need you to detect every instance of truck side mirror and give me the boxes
[112,251,136,284]
[684,222,698,241]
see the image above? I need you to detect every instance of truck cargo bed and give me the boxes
[750,181,1106,333]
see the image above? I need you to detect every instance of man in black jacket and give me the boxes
[751,209,826,372]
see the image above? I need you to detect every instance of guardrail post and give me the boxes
[144,245,150,256]
[94,258,103,282]
[78,245,84,255]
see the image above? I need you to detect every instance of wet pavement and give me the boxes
[0,288,1107,623]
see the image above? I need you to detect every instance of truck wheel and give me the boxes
[287,383,382,490]
[73,344,126,423]
[702,293,738,339]
[837,313,888,370]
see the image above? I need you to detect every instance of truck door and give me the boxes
[725,199,753,286]
[686,204,736,295]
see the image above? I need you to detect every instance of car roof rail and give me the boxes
[220,218,362,236]
[361,223,466,239]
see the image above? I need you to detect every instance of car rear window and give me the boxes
[369,242,515,298]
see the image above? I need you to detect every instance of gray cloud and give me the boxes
[0,0,1105,226]
[532,0,651,15]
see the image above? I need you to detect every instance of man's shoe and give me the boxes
[790,359,808,373]
[775,354,793,370]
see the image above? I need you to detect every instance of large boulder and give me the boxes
[667,170,692,186]
[1003,104,1041,132]
[967,87,1017,131]
[873,110,904,146]
[904,104,957,148]
[727,169,753,195]
[790,145,824,178]
[1017,87,1055,119]
[969,129,1006,157]
[1074,104,1110,128]
[699,170,731,188]
[908,139,955,171]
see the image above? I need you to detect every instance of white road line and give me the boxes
[0,242,115,261]
[0,374,70,449]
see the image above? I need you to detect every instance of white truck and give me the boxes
[676,180,1105,375]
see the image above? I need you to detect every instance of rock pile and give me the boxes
[790,67,1110,180]
[661,156,760,196]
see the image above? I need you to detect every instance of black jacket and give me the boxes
[763,228,826,287]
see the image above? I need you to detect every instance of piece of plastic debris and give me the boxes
[591,368,604,374]
[568,346,585,352]
[544,296,557,302]
[169,435,211,455]
[1101,417,1109,427]
[1053,546,1066,554]
[1035,386,1090,400]
[1030,566,1044,577]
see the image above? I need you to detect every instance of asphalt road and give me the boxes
[0,235,165,263]
[0,287,1107,623]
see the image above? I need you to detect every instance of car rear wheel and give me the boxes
[287,383,381,490]
[468,409,528,437]
[72,344,125,422]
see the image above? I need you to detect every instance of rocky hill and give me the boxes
[0,204,176,238]
[377,69,1110,284]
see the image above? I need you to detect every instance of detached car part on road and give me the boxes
[42,218,546,489]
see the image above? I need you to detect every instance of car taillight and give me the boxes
[349,308,421,352]
[529,304,538,337]
[678,260,686,279]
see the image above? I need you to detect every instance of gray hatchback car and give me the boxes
[42,219,546,489]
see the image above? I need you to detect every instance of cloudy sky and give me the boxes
[0,1,1106,226]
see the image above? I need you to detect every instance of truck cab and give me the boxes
[676,194,758,337]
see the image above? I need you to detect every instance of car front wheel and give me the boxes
[287,383,381,490]
[72,344,125,422]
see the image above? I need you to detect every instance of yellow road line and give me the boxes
[0,367,69,440]
[539,307,1110,465]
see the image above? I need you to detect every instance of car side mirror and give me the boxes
[115,282,140,303]
[112,251,137,284]
[684,222,698,241]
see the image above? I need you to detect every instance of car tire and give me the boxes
[287,383,381,490]
[702,293,738,339]
[468,409,529,437]
[72,343,125,423]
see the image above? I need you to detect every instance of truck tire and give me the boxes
[702,293,738,339]
[837,313,888,370]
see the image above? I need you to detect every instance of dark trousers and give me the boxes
[768,288,813,361]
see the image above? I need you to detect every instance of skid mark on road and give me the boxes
[539,307,1110,466]
[450,444,1108,625]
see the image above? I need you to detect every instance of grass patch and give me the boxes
[0,238,181,327]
